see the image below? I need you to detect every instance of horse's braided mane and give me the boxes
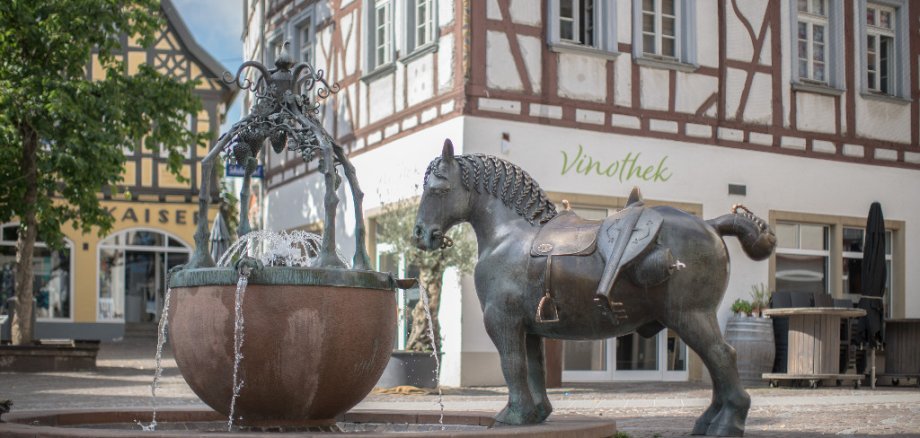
[424,154,557,225]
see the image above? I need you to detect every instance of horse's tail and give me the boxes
[706,205,776,261]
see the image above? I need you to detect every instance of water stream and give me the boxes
[418,285,445,428]
[227,272,250,431]
[140,287,172,431]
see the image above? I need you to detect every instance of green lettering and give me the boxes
[653,156,672,182]
[560,145,583,175]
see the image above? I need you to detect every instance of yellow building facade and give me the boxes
[0,0,234,340]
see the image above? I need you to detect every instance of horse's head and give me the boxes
[414,139,471,251]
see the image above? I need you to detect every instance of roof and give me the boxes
[160,0,239,106]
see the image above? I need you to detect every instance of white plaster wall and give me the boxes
[779,0,792,128]
[439,0,454,27]
[486,31,524,91]
[695,1,720,68]
[438,34,455,93]
[675,72,717,114]
[724,1,759,62]
[854,98,912,143]
[367,74,395,124]
[461,116,920,329]
[796,93,837,134]
[517,35,543,94]
[639,66,669,111]
[406,52,435,107]
[342,10,358,76]
[486,0,501,20]
[741,72,773,124]
[613,57,632,107]
[557,52,607,103]
[508,0,541,26]
[394,62,406,113]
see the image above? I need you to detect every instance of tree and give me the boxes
[0,0,206,344]
[375,197,476,352]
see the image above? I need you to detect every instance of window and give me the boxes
[791,0,843,88]
[402,0,438,59]
[0,224,73,320]
[774,222,830,296]
[842,227,894,317]
[294,14,314,65]
[559,0,595,46]
[266,33,284,67]
[631,0,696,66]
[642,0,678,58]
[861,1,908,98]
[547,0,617,55]
[771,213,904,318]
[797,0,828,82]
[364,0,394,72]
[376,243,421,349]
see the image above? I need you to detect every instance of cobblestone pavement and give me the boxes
[2,336,919,437]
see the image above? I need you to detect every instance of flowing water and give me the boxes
[139,287,173,431]
[227,272,250,431]
[418,285,445,429]
[217,230,348,268]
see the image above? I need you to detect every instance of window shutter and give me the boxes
[596,0,617,53]
[631,0,643,58]
[680,0,697,64]
[363,0,376,71]
[546,0,561,45]
[404,0,415,54]
[829,1,845,89]
[894,1,909,98]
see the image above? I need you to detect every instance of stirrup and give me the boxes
[536,292,560,324]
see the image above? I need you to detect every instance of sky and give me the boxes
[171,0,245,131]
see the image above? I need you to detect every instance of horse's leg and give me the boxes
[483,307,539,425]
[525,333,553,422]
[333,146,370,270]
[316,146,346,268]
[672,311,750,436]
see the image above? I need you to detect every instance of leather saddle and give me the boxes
[530,189,667,324]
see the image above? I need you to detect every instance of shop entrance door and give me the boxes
[123,251,188,324]
[98,229,190,323]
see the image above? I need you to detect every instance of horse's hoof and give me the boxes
[705,410,746,436]
[691,419,711,435]
[706,423,745,437]
[493,404,541,426]
[534,401,553,423]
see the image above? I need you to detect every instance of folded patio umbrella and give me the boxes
[856,202,886,349]
[209,212,231,263]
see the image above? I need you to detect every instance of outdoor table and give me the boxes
[762,307,866,388]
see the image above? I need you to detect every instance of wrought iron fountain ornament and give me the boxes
[183,41,369,271]
[414,141,777,436]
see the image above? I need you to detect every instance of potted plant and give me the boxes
[730,298,753,317]
[725,289,775,386]
[749,283,770,317]
[374,197,476,388]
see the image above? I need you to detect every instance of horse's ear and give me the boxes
[441,139,455,162]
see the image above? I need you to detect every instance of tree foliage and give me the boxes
[375,197,477,352]
[0,0,206,343]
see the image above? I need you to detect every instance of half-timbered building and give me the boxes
[1,0,234,341]
[244,0,919,385]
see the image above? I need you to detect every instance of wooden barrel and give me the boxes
[725,315,775,386]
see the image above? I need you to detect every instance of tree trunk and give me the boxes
[406,267,444,352]
[12,124,39,345]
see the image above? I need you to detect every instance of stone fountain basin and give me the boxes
[0,409,618,437]
[168,267,397,427]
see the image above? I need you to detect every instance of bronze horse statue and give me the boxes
[414,140,776,436]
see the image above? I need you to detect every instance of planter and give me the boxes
[725,314,775,386]
[0,341,99,372]
[168,267,397,427]
[377,350,441,388]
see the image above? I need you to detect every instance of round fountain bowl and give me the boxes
[168,267,397,427]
